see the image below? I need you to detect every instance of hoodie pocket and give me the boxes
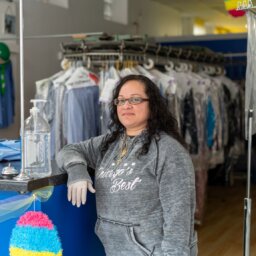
[128,226,155,256]
[95,216,154,256]
[94,218,100,234]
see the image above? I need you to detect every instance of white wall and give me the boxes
[129,0,181,37]
[0,0,181,139]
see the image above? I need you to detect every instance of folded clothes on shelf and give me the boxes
[0,140,21,161]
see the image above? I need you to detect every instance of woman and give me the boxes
[56,74,197,256]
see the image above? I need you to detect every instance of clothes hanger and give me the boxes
[164,60,174,72]
[174,62,185,72]
[143,58,154,70]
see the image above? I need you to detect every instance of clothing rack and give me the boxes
[60,38,226,73]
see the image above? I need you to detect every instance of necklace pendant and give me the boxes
[120,147,127,158]
[116,133,129,165]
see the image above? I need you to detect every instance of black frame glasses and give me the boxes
[113,97,149,106]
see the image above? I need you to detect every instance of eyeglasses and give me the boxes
[113,97,149,106]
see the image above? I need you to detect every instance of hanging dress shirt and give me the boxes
[0,61,15,128]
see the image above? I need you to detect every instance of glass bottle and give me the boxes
[24,99,51,178]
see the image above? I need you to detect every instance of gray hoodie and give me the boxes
[56,131,197,256]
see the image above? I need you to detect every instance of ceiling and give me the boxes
[152,0,247,33]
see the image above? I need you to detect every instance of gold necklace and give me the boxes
[116,134,128,165]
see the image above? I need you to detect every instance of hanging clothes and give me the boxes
[99,66,120,134]
[35,65,100,159]
[63,67,99,144]
[36,54,245,226]
[0,61,15,128]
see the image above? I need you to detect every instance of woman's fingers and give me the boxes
[76,185,82,207]
[68,185,72,202]
[72,185,77,206]
[81,186,87,205]
[67,181,95,207]
[88,182,96,193]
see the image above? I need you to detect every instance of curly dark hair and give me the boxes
[101,74,186,155]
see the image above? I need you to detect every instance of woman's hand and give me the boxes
[67,181,96,207]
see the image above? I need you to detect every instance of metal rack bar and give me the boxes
[0,32,104,41]
[20,0,25,175]
[236,2,255,256]
[14,0,30,181]
[61,41,226,65]
[224,52,247,57]
[0,33,148,42]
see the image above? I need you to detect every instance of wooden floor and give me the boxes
[197,180,256,256]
